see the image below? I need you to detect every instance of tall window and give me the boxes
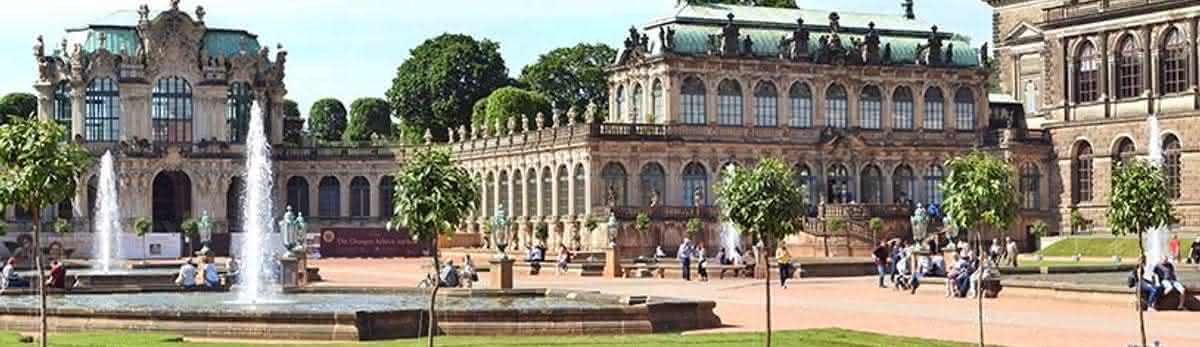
[640,163,666,206]
[754,81,778,127]
[860,165,883,203]
[226,82,253,143]
[1160,29,1188,94]
[379,176,394,218]
[512,171,523,217]
[681,76,706,124]
[557,165,569,216]
[1116,36,1142,99]
[651,79,665,122]
[893,87,914,129]
[53,82,71,128]
[349,176,370,217]
[793,164,815,207]
[923,87,944,130]
[602,163,627,206]
[526,168,537,217]
[789,82,812,128]
[1164,135,1181,199]
[860,86,882,129]
[892,165,915,204]
[1075,42,1100,102]
[541,168,552,216]
[318,176,340,217]
[1021,163,1040,210]
[826,84,848,128]
[682,162,708,206]
[85,78,120,142]
[499,171,509,212]
[631,84,644,122]
[1114,137,1136,166]
[925,164,945,204]
[954,88,976,130]
[573,164,586,215]
[1071,141,1093,203]
[286,177,310,217]
[151,77,193,143]
[615,86,625,122]
[827,164,851,203]
[717,79,743,126]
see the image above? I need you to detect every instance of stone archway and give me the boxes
[151,171,192,236]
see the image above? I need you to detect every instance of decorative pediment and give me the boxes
[1002,22,1043,44]
[820,128,867,149]
[138,7,206,79]
[85,49,121,80]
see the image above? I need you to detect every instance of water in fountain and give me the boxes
[235,101,281,304]
[92,151,124,273]
[719,222,742,265]
[1144,113,1169,272]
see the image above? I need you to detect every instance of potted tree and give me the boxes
[583,214,598,251]
[534,221,549,246]
[686,217,703,242]
[1029,220,1047,262]
[133,218,151,264]
[1069,208,1088,235]
[868,217,884,245]
[824,217,843,257]
[635,212,650,234]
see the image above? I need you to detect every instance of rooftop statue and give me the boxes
[720,13,740,57]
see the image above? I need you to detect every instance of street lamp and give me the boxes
[197,210,213,248]
[492,204,511,260]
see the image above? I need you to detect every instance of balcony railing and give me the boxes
[599,206,720,221]
[819,204,912,220]
[1044,0,1175,22]
[274,146,395,161]
[981,128,1051,146]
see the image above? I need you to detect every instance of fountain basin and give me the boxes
[0,287,719,340]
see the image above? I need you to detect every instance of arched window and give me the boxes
[151,76,193,143]
[789,82,813,128]
[85,78,120,142]
[925,164,945,204]
[827,164,851,203]
[860,165,883,203]
[1116,36,1142,99]
[557,165,569,216]
[640,162,666,206]
[286,177,310,217]
[954,88,976,130]
[526,168,537,217]
[825,84,849,128]
[651,79,665,122]
[892,165,915,204]
[318,176,340,217]
[717,79,743,126]
[1160,29,1188,94]
[499,171,509,212]
[53,82,71,128]
[541,167,553,216]
[754,81,778,127]
[893,87,914,129]
[1072,142,1093,203]
[379,176,394,218]
[602,163,628,206]
[484,172,494,217]
[226,82,253,143]
[227,177,244,231]
[1075,42,1100,102]
[1021,163,1040,210]
[923,87,944,130]
[792,164,815,207]
[682,162,708,206]
[860,86,882,129]
[349,176,370,217]
[615,86,626,122]
[1114,137,1136,166]
[512,171,524,217]
[681,76,706,124]
[631,83,644,122]
[574,164,586,215]
[1164,135,1181,199]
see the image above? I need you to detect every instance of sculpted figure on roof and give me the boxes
[780,17,810,61]
[864,22,882,64]
[720,13,740,57]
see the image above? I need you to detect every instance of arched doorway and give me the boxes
[152,171,192,235]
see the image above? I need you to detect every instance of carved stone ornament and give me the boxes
[138,6,206,79]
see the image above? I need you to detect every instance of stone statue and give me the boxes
[97,32,107,49]
[606,212,619,247]
[741,35,754,57]
[980,42,989,66]
[506,116,516,135]
[584,102,597,124]
[649,188,660,207]
[864,22,881,64]
[138,4,150,20]
[623,26,642,53]
[196,6,206,22]
[902,0,915,20]
[535,112,546,130]
[170,0,181,11]
[423,128,433,144]
[659,26,676,52]
[944,43,955,66]
[470,122,480,140]
[606,185,617,208]
[448,128,457,143]
[692,187,704,208]
[882,43,893,63]
[567,106,578,126]
[520,114,529,132]
[780,17,810,60]
[828,12,841,34]
[458,125,467,142]
[552,109,563,128]
[33,35,43,58]
[493,118,502,136]
[919,26,943,66]
[910,203,930,244]
[720,13,740,57]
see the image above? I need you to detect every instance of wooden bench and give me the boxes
[621,263,666,278]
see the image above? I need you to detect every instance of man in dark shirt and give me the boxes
[1154,256,1188,310]
[872,240,890,288]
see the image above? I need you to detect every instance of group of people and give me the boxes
[675,238,711,282]
[1129,255,1190,311]
[175,256,237,289]
[1170,235,1200,265]
[872,235,996,298]
[1,257,68,292]
[438,255,478,288]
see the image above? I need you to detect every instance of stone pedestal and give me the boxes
[279,256,300,287]
[489,258,514,289]
[603,247,622,278]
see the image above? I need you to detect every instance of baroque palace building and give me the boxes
[986,0,1200,231]
[6,1,1055,260]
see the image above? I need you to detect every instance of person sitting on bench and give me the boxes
[46,260,67,289]
[1189,237,1200,265]
[525,244,545,274]
[1,257,29,291]
[1154,256,1189,311]
[1128,264,1160,311]
[439,259,460,288]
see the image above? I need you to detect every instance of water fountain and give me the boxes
[92,150,124,273]
[719,222,742,265]
[235,101,281,304]
[1144,113,1169,271]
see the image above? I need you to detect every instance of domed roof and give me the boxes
[58,9,261,58]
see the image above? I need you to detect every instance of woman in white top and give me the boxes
[176,259,197,288]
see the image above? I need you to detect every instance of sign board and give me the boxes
[318,228,429,258]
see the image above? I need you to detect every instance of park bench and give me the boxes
[622,263,666,278]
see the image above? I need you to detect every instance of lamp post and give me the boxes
[197,211,213,249]
[279,205,308,254]
[492,204,511,260]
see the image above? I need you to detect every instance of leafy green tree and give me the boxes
[686,217,703,240]
[133,217,152,264]
[635,213,651,234]
[1108,159,1176,347]
[344,97,394,142]
[282,99,303,144]
[534,222,550,244]
[520,43,616,121]
[941,151,1019,347]
[180,217,200,256]
[868,217,884,243]
[473,87,553,133]
[308,98,347,143]
[388,34,508,143]
[0,92,37,124]
[681,0,797,8]
[0,119,91,347]
[715,158,807,347]
[388,149,479,347]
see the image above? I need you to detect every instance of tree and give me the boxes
[681,0,797,8]
[868,217,884,245]
[344,97,394,142]
[686,217,703,241]
[388,149,479,347]
[941,151,1020,347]
[0,119,91,347]
[133,217,151,264]
[282,99,303,144]
[308,98,347,142]
[1108,159,1175,347]
[0,93,37,124]
[388,34,508,143]
[473,87,553,133]
[520,43,616,121]
[715,158,807,347]
[534,222,550,245]
[180,217,200,257]
[635,213,651,234]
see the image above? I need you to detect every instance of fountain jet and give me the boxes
[92,151,124,273]
[236,101,280,303]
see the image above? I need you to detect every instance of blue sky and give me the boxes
[0,0,992,117]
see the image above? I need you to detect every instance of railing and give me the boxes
[599,206,720,221]
[981,128,1051,147]
[274,146,395,161]
[819,204,912,220]
[591,123,668,138]
[1044,0,1174,22]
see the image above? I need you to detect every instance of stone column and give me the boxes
[881,84,893,131]
[195,85,225,141]
[369,175,381,218]
[338,175,351,218]
[742,78,754,128]
[665,159,682,206]
[778,78,791,128]
[308,176,320,218]
[705,77,719,126]
[848,81,861,128]
[70,83,86,139]
[121,83,151,141]
[914,85,926,130]
[813,82,826,128]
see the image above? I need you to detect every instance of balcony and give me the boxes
[598,206,720,221]
[819,204,912,220]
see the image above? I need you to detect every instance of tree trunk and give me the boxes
[976,224,985,347]
[1136,232,1147,347]
[763,234,772,347]
[428,246,440,347]
[846,228,852,257]
[33,209,47,347]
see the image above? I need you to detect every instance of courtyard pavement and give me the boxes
[310,258,1200,347]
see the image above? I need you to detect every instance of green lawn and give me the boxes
[0,329,992,347]
[1039,238,1194,258]
[1006,260,1128,268]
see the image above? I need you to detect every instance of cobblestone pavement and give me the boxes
[311,258,1200,347]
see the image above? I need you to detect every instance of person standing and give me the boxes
[678,238,693,281]
[1005,237,1019,267]
[872,240,890,288]
[1168,235,1181,263]
[696,244,709,282]
[776,245,793,289]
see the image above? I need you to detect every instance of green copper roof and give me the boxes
[665,25,978,66]
[651,3,938,35]
[60,9,261,58]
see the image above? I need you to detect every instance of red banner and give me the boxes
[318,228,430,258]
